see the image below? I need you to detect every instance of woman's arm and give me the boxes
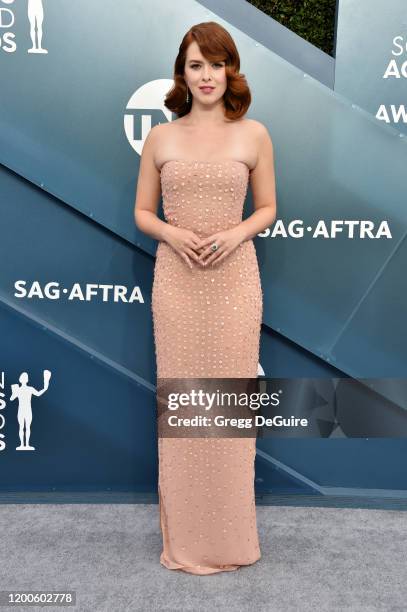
[134,125,204,269]
[236,120,277,242]
[134,125,170,242]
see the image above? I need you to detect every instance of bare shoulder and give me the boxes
[146,121,171,142]
[242,118,272,142]
[147,119,183,146]
[143,122,174,167]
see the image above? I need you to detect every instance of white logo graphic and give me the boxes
[0,0,48,54]
[27,0,47,54]
[10,369,51,450]
[124,79,174,154]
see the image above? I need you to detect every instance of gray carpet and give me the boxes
[0,503,406,611]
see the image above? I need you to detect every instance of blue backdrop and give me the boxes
[0,0,406,501]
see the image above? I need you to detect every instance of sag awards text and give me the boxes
[377,35,407,124]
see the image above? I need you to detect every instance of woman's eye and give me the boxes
[190,63,223,69]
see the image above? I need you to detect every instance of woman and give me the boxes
[134,21,276,574]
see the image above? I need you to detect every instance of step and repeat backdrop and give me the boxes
[0,0,406,495]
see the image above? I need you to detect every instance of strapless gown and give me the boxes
[152,159,263,574]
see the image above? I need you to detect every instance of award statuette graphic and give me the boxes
[10,370,52,451]
[27,0,48,54]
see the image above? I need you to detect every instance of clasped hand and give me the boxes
[165,225,246,269]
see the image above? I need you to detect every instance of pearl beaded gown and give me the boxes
[152,159,263,575]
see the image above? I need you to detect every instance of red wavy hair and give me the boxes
[164,21,251,120]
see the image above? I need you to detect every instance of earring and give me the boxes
[186,88,189,103]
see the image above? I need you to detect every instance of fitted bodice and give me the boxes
[160,159,250,237]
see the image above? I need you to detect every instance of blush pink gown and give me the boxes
[152,159,263,574]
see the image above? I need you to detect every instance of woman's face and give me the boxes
[184,40,227,106]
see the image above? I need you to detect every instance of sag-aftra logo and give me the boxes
[0,0,48,54]
[0,369,51,451]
